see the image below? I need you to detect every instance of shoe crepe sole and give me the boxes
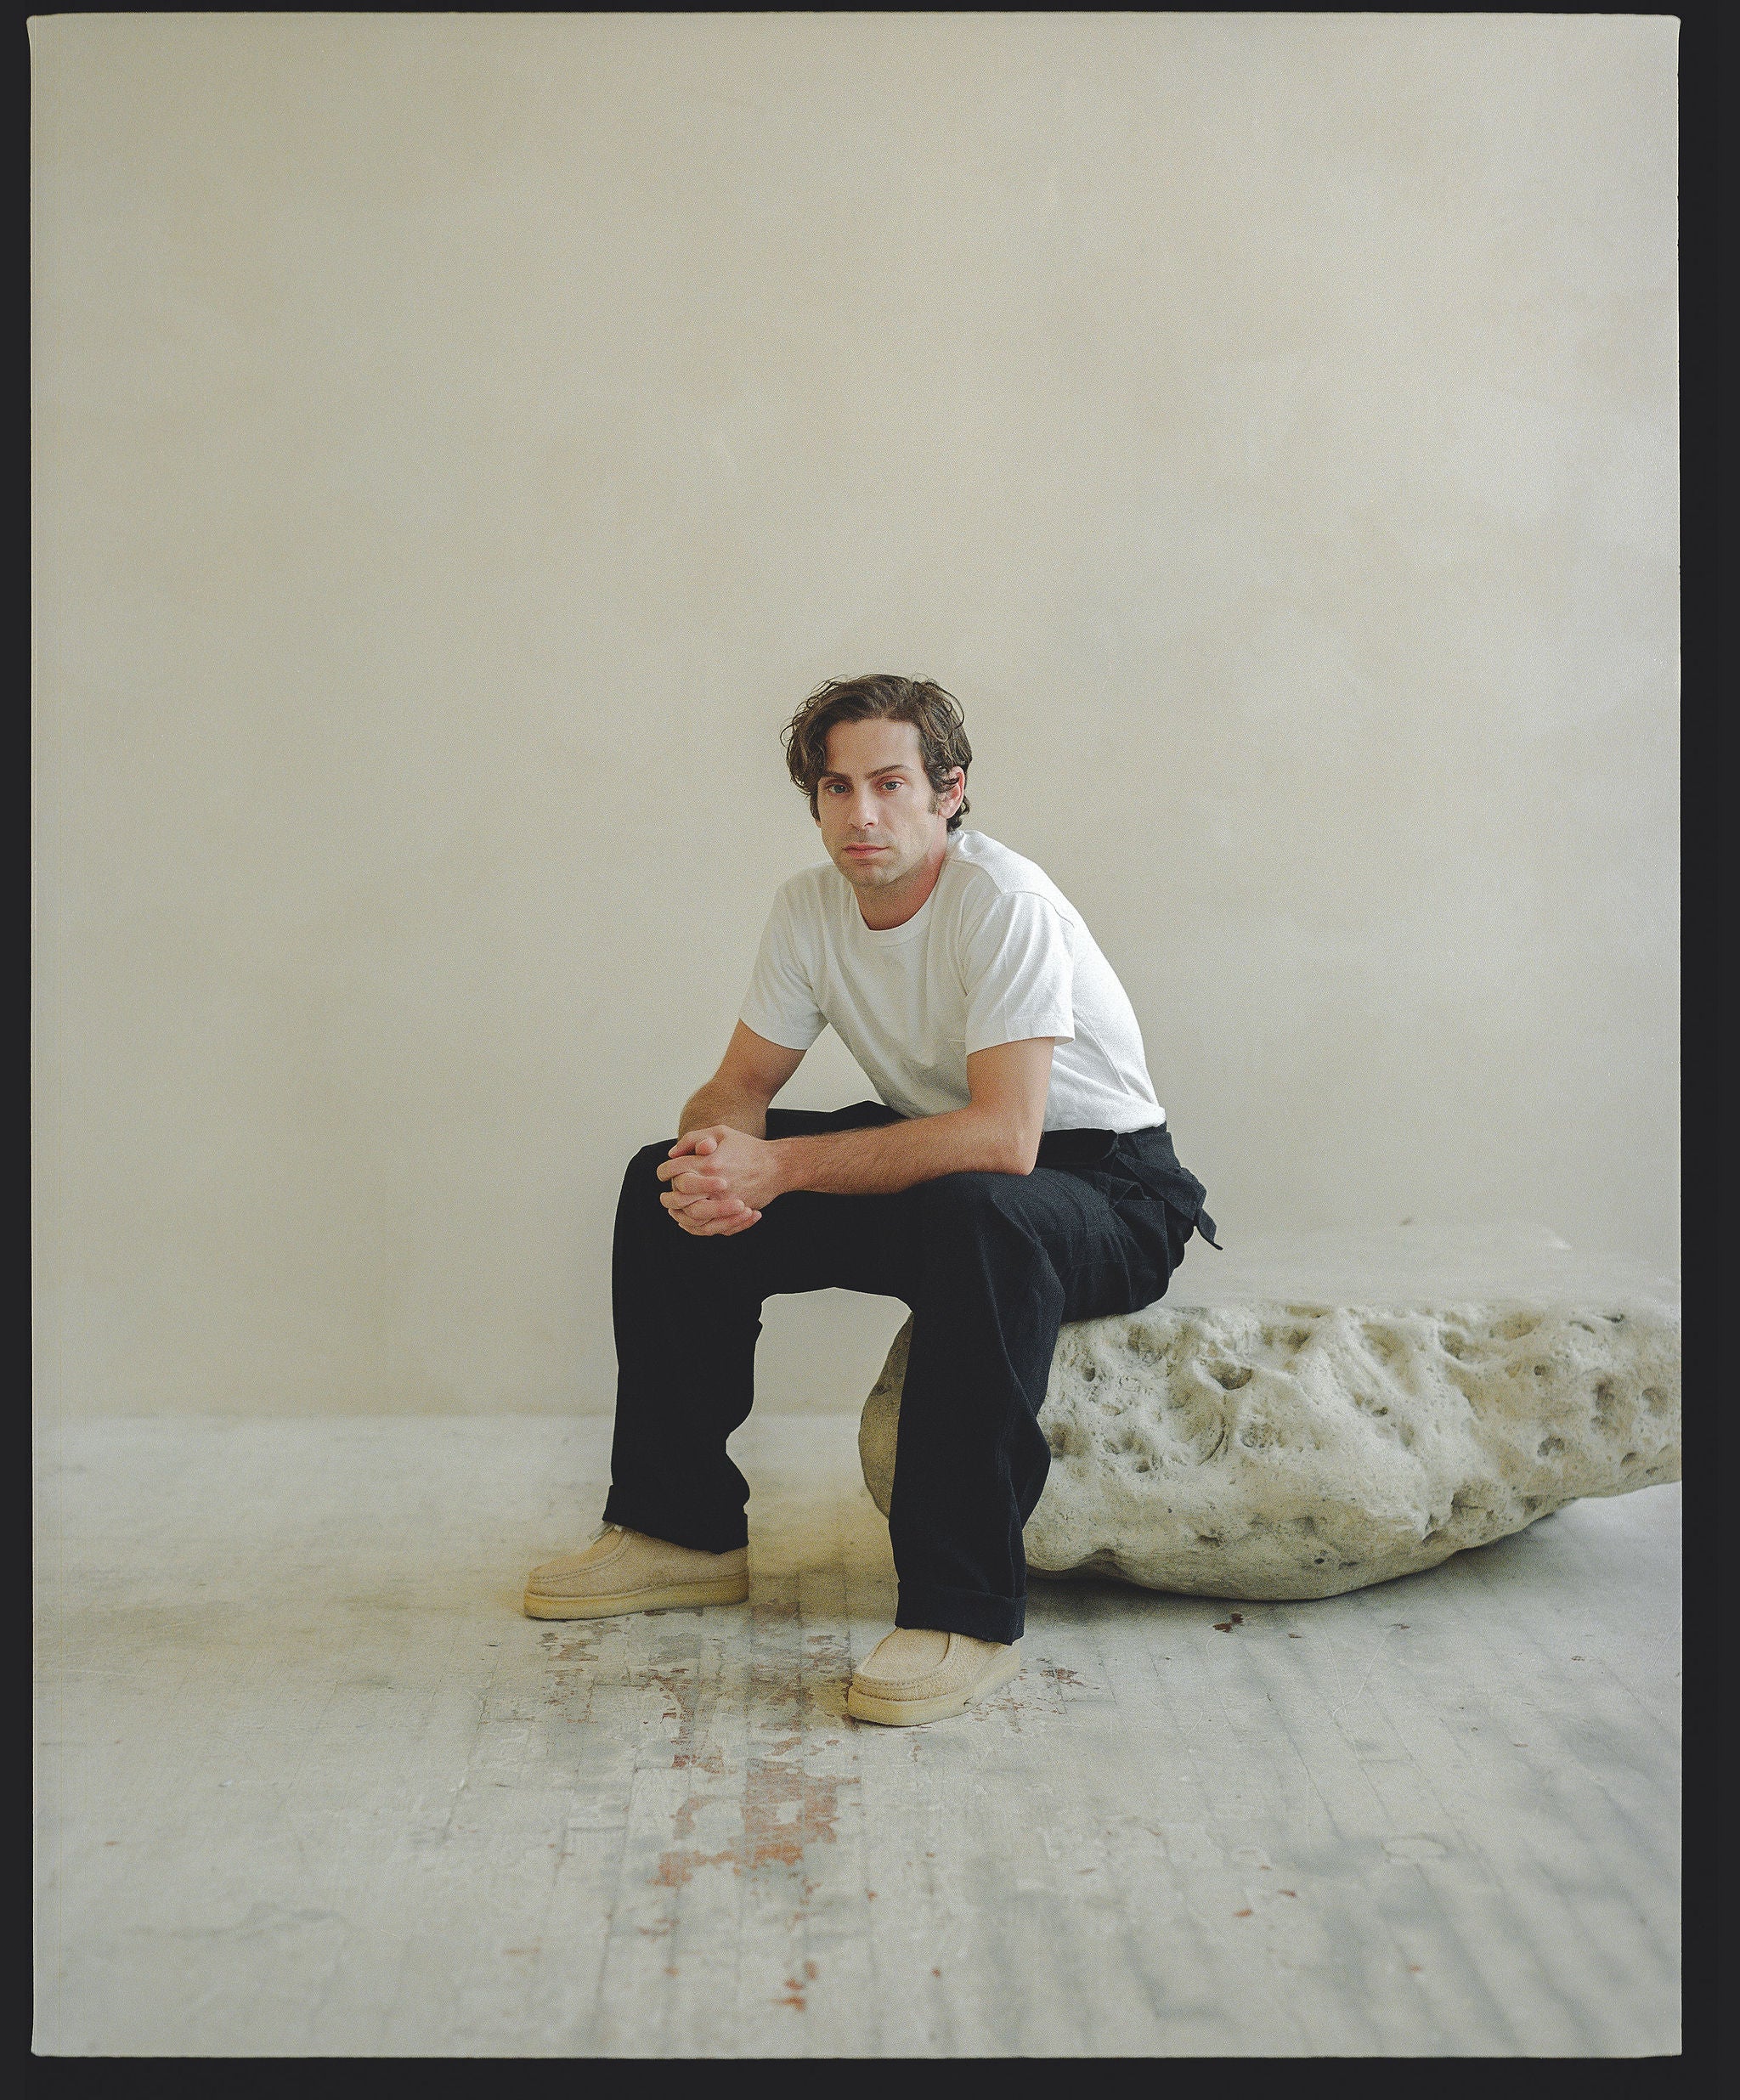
[845,1649,1021,1726]
[521,1574,750,1619]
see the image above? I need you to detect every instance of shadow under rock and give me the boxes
[1022,1508,1591,1622]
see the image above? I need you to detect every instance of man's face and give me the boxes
[814,717,963,895]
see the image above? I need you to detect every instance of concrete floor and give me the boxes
[35,1412,1680,2057]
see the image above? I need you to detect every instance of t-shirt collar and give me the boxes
[844,863,946,946]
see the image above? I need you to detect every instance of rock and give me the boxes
[857,1297,1681,1600]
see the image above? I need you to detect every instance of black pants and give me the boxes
[602,1103,1217,1645]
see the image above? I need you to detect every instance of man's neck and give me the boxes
[853,829,953,930]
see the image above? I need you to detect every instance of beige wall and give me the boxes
[32,14,1679,1419]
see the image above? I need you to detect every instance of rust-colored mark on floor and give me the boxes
[654,1757,856,1891]
[777,1957,820,2011]
[671,1743,726,1776]
[540,1628,607,1719]
[642,1661,708,1771]
[985,1679,1030,1731]
[669,1791,708,1841]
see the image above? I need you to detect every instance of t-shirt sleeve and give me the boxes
[959,889,1076,1055]
[737,886,828,1053]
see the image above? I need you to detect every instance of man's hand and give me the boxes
[657,1126,787,1236]
[656,1036,1054,1226]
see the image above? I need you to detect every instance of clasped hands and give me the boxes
[657,1126,784,1236]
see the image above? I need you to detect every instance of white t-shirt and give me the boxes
[738,829,1164,1133]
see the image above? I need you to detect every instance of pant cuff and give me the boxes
[895,1581,1025,1645]
[600,1492,748,1555]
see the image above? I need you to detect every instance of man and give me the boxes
[523,675,1217,1726]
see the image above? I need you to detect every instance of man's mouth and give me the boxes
[844,844,886,855]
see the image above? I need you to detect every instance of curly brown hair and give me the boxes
[781,675,973,833]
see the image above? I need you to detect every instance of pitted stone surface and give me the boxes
[858,1298,1681,1599]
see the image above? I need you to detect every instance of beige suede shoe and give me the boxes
[522,1526,749,1619]
[845,1628,1021,1725]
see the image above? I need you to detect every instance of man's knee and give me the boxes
[622,1141,675,1199]
[913,1171,1046,1270]
[915,1169,1015,1219]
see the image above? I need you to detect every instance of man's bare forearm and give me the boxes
[678,1081,770,1140]
[771,1106,1029,1197]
